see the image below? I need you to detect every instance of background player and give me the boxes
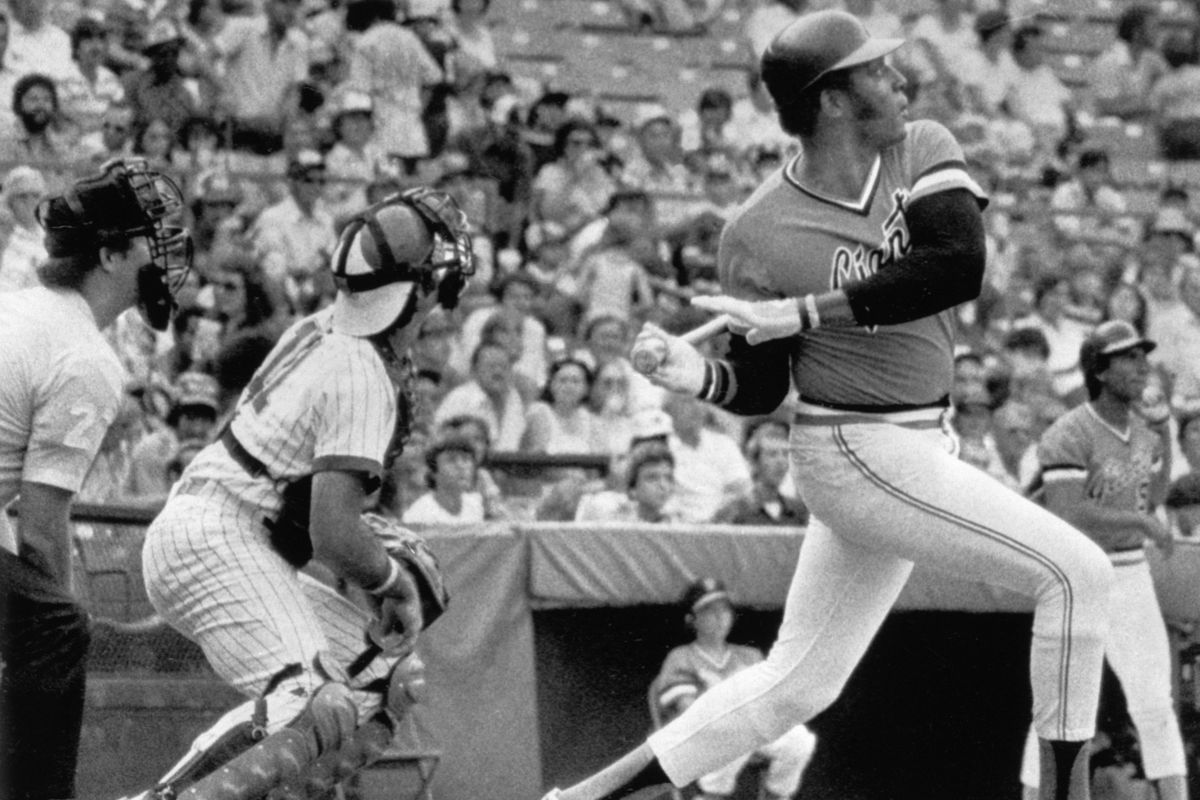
[0,157,191,800]
[1020,320,1187,800]
[653,579,815,800]
[134,188,473,800]
[541,11,1112,800]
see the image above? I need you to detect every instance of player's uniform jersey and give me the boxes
[1038,403,1162,553]
[658,643,764,697]
[717,119,986,407]
[175,307,399,518]
[0,286,124,569]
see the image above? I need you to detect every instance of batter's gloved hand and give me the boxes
[631,322,706,395]
[692,295,802,345]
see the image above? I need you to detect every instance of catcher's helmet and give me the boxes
[760,10,903,109]
[330,187,475,337]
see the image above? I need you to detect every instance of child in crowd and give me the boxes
[574,442,678,523]
[402,436,488,524]
[576,191,657,325]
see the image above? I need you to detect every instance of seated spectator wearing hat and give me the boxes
[324,90,387,226]
[126,372,222,501]
[1150,29,1200,161]
[401,436,490,524]
[189,169,249,260]
[713,420,808,526]
[212,0,309,155]
[653,579,816,800]
[248,149,338,314]
[1166,473,1200,538]
[59,18,125,137]
[124,18,199,141]
[0,166,48,293]
[621,107,699,202]
[575,442,681,523]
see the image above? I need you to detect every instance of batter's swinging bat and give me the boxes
[631,314,730,375]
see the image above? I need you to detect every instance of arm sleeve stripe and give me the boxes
[658,685,699,706]
[910,167,986,204]
[1041,467,1088,482]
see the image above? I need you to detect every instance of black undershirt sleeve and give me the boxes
[842,188,986,327]
[709,332,792,417]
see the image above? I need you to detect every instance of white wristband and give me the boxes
[804,294,821,331]
[368,557,403,596]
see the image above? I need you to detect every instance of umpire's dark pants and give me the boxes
[0,550,90,800]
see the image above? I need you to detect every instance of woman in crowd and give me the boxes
[521,358,599,454]
[532,119,618,238]
[208,251,282,348]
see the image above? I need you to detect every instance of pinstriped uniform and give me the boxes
[648,121,1113,787]
[1021,404,1186,785]
[143,307,398,708]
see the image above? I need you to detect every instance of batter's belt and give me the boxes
[792,395,950,429]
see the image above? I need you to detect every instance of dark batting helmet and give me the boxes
[760,10,904,109]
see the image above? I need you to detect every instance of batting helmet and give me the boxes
[760,10,903,108]
[1079,320,1156,378]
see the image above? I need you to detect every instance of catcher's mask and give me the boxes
[37,157,193,331]
[330,187,475,337]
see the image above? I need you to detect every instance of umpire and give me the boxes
[0,158,191,800]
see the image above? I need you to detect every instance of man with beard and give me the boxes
[0,73,68,166]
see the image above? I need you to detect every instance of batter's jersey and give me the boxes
[1038,403,1162,552]
[0,286,124,562]
[717,119,987,407]
[177,307,399,518]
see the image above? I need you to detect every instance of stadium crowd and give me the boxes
[1,0,1199,534]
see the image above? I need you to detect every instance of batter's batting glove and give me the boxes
[692,295,802,345]
[632,321,706,396]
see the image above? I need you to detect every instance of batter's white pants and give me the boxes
[1020,553,1187,786]
[696,724,815,797]
[143,483,393,724]
[648,413,1113,788]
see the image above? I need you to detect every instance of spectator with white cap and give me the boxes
[621,104,697,197]
[324,89,387,225]
[0,165,48,294]
[126,371,223,501]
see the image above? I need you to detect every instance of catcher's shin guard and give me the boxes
[282,715,394,800]
[178,683,358,800]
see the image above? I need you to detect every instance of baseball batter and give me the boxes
[0,158,192,800]
[1020,320,1187,800]
[543,12,1112,800]
[135,189,473,800]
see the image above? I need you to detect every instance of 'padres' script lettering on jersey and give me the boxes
[830,189,911,290]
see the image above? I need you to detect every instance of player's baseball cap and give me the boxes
[1079,320,1156,375]
[761,10,904,103]
[682,578,732,615]
[330,203,432,337]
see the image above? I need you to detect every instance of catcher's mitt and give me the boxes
[361,513,450,629]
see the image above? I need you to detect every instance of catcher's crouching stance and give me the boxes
[133,187,475,800]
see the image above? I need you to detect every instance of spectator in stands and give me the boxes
[189,169,247,263]
[77,389,143,505]
[1004,23,1076,155]
[910,0,979,81]
[992,400,1041,492]
[435,341,527,451]
[958,9,1017,116]
[125,19,199,142]
[1013,275,1092,404]
[249,149,337,313]
[661,391,751,524]
[581,313,634,372]
[213,0,308,155]
[1150,28,1200,160]
[402,436,489,524]
[725,71,794,167]
[479,307,541,401]
[210,251,284,348]
[839,0,900,39]
[1177,412,1200,475]
[1155,267,1200,415]
[1091,5,1167,122]
[0,11,21,134]
[0,73,70,170]
[434,412,508,515]
[133,117,181,177]
[533,119,618,239]
[454,271,549,393]
[575,442,680,522]
[590,357,639,456]
[521,357,599,454]
[576,191,658,325]
[1166,472,1200,538]
[1050,149,1139,249]
[679,88,735,170]
[1104,282,1151,337]
[181,0,227,68]
[1000,326,1069,428]
[623,107,697,197]
[0,166,47,294]
[617,0,720,33]
[5,0,72,83]
[346,0,443,170]
[324,89,386,225]
[126,371,221,501]
[58,17,124,137]
[78,102,134,165]
[523,91,572,174]
[449,0,497,77]
[413,309,465,391]
[713,420,807,526]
